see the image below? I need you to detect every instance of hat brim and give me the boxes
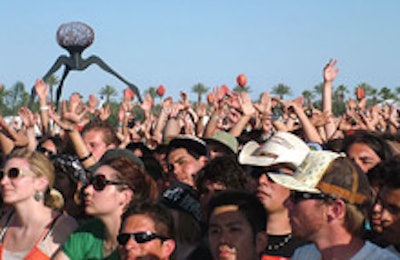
[267,172,320,193]
[204,138,236,154]
[238,141,281,167]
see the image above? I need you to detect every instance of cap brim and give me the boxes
[267,172,320,193]
[238,141,278,167]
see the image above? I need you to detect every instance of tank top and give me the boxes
[0,211,62,260]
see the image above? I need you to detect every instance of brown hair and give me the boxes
[102,157,158,202]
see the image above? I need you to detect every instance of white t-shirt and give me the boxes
[292,241,399,260]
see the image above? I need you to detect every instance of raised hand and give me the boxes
[238,92,256,116]
[34,79,49,102]
[323,59,340,83]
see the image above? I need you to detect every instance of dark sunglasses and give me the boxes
[37,147,56,157]
[0,167,28,180]
[290,191,332,204]
[117,231,169,246]
[88,174,126,191]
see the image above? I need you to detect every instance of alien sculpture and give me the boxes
[29,21,142,107]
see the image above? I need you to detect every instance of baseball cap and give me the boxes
[238,131,310,169]
[204,131,238,154]
[268,151,373,205]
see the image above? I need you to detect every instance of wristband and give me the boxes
[79,152,93,162]
[40,106,49,111]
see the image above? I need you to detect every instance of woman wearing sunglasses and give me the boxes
[0,148,78,259]
[55,156,159,260]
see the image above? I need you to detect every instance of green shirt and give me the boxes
[62,218,119,260]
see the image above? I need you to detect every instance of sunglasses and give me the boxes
[88,174,126,191]
[0,167,29,180]
[117,231,169,246]
[290,191,332,204]
[37,147,56,157]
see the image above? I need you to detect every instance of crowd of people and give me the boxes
[0,59,399,259]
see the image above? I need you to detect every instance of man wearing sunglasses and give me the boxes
[238,131,310,259]
[268,150,398,259]
[118,201,176,260]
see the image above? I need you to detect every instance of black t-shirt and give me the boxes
[261,233,309,259]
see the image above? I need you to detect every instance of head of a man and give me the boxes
[238,131,310,215]
[166,135,208,187]
[204,131,238,159]
[269,151,374,242]
[207,190,268,260]
[378,157,400,246]
[118,201,176,260]
[82,120,120,161]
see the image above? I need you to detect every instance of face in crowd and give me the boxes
[167,147,207,187]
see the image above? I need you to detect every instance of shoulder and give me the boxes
[291,244,321,260]
[354,241,400,260]
[61,219,104,259]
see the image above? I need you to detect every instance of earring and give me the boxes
[34,191,44,201]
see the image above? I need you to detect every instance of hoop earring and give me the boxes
[34,191,44,201]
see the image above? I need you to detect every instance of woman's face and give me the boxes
[347,142,381,173]
[83,165,128,217]
[1,158,37,205]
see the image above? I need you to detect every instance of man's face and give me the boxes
[208,206,262,260]
[284,193,326,241]
[257,167,291,214]
[83,129,114,161]
[119,214,174,260]
[347,142,381,173]
[167,148,206,187]
[380,187,400,245]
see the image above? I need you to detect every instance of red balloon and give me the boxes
[157,85,166,97]
[124,88,135,99]
[236,73,247,87]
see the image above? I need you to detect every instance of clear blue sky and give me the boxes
[1,1,400,102]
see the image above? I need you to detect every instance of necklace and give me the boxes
[267,234,292,251]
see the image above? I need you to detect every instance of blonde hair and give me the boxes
[7,148,64,210]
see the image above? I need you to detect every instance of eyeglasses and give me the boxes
[289,191,332,204]
[88,174,126,191]
[0,167,29,180]
[117,231,169,246]
[37,147,55,157]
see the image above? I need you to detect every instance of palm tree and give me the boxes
[191,83,209,104]
[334,84,349,103]
[44,74,59,105]
[356,82,377,106]
[99,84,118,103]
[146,86,157,100]
[233,85,250,93]
[301,90,314,105]
[378,87,396,101]
[5,81,29,115]
[272,83,291,99]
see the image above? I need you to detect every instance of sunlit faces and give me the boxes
[380,187,400,245]
[208,205,262,260]
[83,129,112,161]
[284,196,326,240]
[84,165,130,216]
[257,167,292,214]
[0,158,36,204]
[347,143,381,173]
[167,148,207,187]
[119,214,175,260]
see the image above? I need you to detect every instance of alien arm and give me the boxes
[83,55,142,102]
